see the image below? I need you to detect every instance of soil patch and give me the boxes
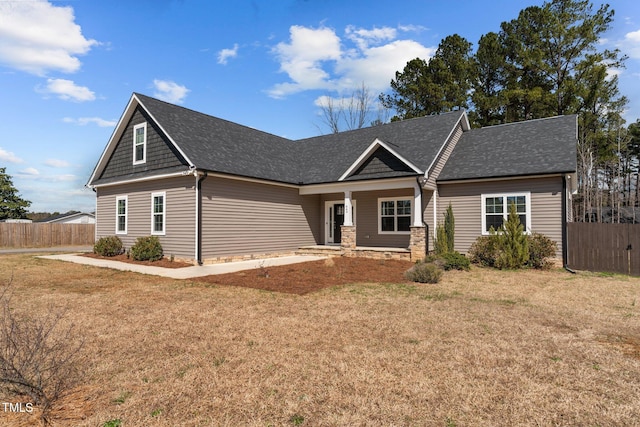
[82,252,192,268]
[195,257,414,294]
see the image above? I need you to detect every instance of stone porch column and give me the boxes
[409,226,426,261]
[341,225,357,256]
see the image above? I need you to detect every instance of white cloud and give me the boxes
[63,117,116,127]
[0,147,24,163]
[44,159,70,168]
[19,167,40,176]
[268,25,342,98]
[268,24,434,99]
[622,29,640,59]
[153,79,189,104]
[0,0,97,75]
[217,43,239,65]
[41,78,95,102]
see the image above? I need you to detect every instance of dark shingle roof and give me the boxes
[136,94,301,183]
[136,93,465,184]
[438,115,577,181]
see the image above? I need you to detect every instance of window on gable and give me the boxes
[151,192,165,235]
[116,196,127,234]
[482,193,531,234]
[379,198,412,234]
[133,122,147,165]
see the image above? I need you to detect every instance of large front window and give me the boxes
[379,198,412,233]
[151,192,165,235]
[482,193,530,234]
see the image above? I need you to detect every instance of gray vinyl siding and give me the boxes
[436,176,564,255]
[99,108,188,181]
[354,189,413,248]
[352,147,414,178]
[95,176,196,258]
[426,123,464,188]
[200,177,320,259]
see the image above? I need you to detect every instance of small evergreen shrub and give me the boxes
[404,262,443,283]
[444,203,455,253]
[468,235,498,267]
[434,222,448,255]
[129,236,163,261]
[441,251,470,271]
[93,236,124,257]
[527,232,557,269]
[494,203,529,270]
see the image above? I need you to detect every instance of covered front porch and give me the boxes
[299,177,429,261]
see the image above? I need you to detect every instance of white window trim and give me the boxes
[151,191,166,235]
[378,197,412,235]
[115,195,128,235]
[133,122,147,165]
[481,192,531,235]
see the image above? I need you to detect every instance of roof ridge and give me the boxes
[469,115,574,132]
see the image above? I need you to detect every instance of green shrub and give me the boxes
[527,232,557,269]
[404,262,443,283]
[468,235,498,267]
[129,236,163,261]
[93,236,124,257]
[441,251,470,271]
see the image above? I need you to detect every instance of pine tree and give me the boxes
[0,167,31,220]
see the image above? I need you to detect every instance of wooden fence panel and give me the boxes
[567,223,640,276]
[0,223,95,248]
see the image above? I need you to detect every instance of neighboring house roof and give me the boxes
[88,93,576,188]
[438,115,578,182]
[40,212,96,223]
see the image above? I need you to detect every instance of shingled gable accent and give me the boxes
[338,138,423,181]
[88,94,196,186]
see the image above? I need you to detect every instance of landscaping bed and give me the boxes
[196,257,414,294]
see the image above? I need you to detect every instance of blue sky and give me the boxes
[1,0,639,213]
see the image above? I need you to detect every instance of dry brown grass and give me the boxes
[0,254,639,426]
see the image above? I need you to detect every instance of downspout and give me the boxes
[195,171,208,265]
[562,174,575,273]
[416,176,428,256]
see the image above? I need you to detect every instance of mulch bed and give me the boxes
[82,253,193,269]
[196,257,414,295]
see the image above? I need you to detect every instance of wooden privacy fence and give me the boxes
[567,223,640,276]
[0,223,95,248]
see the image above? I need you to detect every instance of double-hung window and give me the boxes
[133,122,147,165]
[482,193,531,234]
[116,196,127,234]
[379,197,412,234]
[151,192,166,235]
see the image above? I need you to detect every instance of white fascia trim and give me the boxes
[87,94,196,186]
[204,172,300,189]
[338,138,423,181]
[299,176,418,195]
[424,111,469,181]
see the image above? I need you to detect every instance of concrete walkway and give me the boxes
[38,253,326,279]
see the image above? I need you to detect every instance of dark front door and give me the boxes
[334,203,344,243]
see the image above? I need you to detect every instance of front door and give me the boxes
[326,201,355,245]
[333,203,344,243]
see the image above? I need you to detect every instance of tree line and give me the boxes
[321,0,639,223]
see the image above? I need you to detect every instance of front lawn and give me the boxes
[0,254,638,426]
